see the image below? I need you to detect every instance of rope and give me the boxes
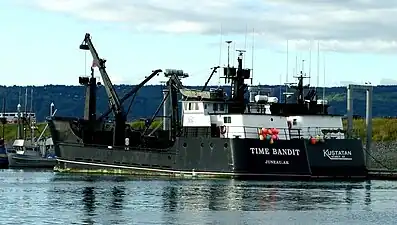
[364,147,394,171]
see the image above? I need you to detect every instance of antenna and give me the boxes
[323,51,326,112]
[29,89,33,114]
[279,73,282,99]
[285,40,289,103]
[316,41,320,93]
[226,41,232,67]
[30,88,34,142]
[286,40,289,83]
[24,88,28,116]
[233,42,236,67]
[244,24,248,68]
[251,28,255,85]
[218,24,223,86]
[18,88,21,105]
[1,97,5,139]
[309,40,312,85]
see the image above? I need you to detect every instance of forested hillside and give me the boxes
[0,84,396,122]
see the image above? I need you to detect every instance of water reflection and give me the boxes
[162,186,178,211]
[160,180,373,211]
[82,187,96,225]
[365,180,372,207]
[110,186,125,211]
[5,171,397,225]
[82,187,96,215]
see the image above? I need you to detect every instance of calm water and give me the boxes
[0,169,396,225]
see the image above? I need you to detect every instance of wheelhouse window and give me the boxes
[213,103,218,111]
[188,103,192,110]
[195,102,199,110]
[219,104,225,111]
[223,116,231,123]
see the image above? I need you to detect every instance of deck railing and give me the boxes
[181,125,358,140]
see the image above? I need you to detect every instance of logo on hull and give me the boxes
[323,149,352,161]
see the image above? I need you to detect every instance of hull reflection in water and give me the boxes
[43,173,387,224]
[159,180,372,212]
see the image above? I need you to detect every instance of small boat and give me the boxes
[0,138,8,168]
[7,88,57,169]
[7,138,56,169]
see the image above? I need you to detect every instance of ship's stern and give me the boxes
[229,138,311,178]
[305,138,367,178]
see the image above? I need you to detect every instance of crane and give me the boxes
[79,33,162,146]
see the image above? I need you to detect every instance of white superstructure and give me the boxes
[0,112,36,123]
[180,87,343,140]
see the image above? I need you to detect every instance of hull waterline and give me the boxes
[51,134,368,180]
[8,153,57,169]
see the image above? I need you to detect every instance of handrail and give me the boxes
[180,125,353,140]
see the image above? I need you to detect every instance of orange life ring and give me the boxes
[220,126,227,134]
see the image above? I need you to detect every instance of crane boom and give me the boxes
[98,69,162,121]
[79,33,123,115]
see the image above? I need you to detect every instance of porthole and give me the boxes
[224,143,228,148]
[209,143,214,148]
[200,143,204,148]
[183,143,187,148]
[270,118,274,121]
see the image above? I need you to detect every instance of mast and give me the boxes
[220,41,251,113]
[226,41,232,67]
[309,40,312,85]
[316,41,320,93]
[218,24,223,86]
[79,33,125,146]
[17,103,22,139]
[323,52,326,112]
[1,97,5,139]
[24,88,28,118]
[251,28,255,85]
[30,88,34,142]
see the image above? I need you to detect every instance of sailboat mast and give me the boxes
[30,88,34,142]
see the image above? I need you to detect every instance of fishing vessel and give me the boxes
[7,91,57,169]
[47,33,367,179]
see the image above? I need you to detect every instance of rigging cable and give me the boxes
[364,148,393,171]
[84,51,87,76]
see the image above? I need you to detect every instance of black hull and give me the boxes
[8,153,57,169]
[52,137,367,180]
[0,156,8,169]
